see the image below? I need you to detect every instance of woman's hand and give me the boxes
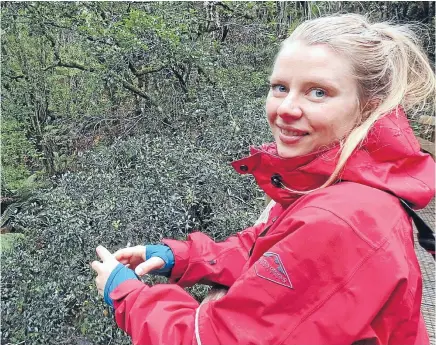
[91,245,120,295]
[114,245,165,276]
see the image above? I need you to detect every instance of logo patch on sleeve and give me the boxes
[254,252,293,289]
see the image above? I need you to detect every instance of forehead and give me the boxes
[271,41,354,85]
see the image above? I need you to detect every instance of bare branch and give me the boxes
[195,64,215,86]
[170,66,188,94]
[110,73,162,112]
[4,73,27,80]
[135,65,166,76]
[42,60,94,72]
[57,61,94,72]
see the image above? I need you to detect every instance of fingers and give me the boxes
[113,247,135,262]
[135,257,165,276]
[113,248,133,264]
[91,260,104,273]
[95,276,104,295]
[113,245,145,263]
[96,245,113,262]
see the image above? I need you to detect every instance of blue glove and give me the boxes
[145,244,175,277]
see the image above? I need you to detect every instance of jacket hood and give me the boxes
[232,108,435,209]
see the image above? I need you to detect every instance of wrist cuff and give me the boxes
[145,244,175,277]
[104,263,138,308]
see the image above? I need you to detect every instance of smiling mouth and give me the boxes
[280,128,309,136]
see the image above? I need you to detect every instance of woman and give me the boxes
[91,14,435,345]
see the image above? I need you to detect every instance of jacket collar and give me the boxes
[231,108,435,209]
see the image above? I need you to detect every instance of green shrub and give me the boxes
[1,124,269,344]
[0,119,41,195]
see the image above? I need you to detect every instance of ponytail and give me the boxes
[283,14,435,192]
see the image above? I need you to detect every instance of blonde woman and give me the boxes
[92,14,435,345]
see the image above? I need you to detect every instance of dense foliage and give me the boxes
[1,2,434,344]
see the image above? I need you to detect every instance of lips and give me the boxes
[280,128,309,136]
[278,127,309,144]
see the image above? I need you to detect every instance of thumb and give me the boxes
[135,257,165,276]
[96,245,113,262]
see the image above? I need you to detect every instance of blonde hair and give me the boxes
[282,14,435,190]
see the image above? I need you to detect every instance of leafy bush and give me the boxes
[0,119,41,195]
[1,121,270,344]
[1,3,274,341]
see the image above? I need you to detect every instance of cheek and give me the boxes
[304,104,332,131]
[312,105,358,139]
[265,98,278,124]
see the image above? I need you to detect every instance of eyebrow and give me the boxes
[268,75,341,90]
[267,76,286,84]
[308,77,341,90]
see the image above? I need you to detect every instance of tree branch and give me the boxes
[195,64,216,86]
[135,64,166,76]
[41,24,161,111]
[128,59,138,75]
[4,73,27,80]
[42,30,95,72]
[128,58,166,77]
[110,73,162,112]
[170,66,188,94]
[43,60,94,72]
[58,61,94,72]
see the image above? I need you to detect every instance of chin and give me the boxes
[277,147,300,158]
[276,143,312,158]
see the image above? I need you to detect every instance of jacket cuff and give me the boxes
[110,279,147,303]
[161,238,190,283]
[104,263,138,308]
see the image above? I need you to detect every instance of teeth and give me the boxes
[281,129,307,136]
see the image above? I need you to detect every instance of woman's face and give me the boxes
[266,41,360,158]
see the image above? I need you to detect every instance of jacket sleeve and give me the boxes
[162,202,281,288]
[111,206,403,345]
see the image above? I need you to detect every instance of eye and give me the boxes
[270,84,287,93]
[308,88,326,98]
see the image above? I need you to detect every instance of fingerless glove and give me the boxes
[145,244,175,277]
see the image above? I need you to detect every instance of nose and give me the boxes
[277,94,303,121]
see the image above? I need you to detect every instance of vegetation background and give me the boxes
[1,2,434,344]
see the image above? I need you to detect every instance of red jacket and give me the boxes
[111,108,434,345]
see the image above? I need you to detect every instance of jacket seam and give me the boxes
[405,171,432,197]
[177,240,252,284]
[187,222,267,266]
[189,246,244,265]
[278,235,390,345]
[299,205,385,249]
